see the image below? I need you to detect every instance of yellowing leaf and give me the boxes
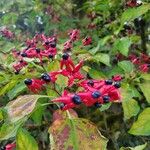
[49,110,108,150]
[5,95,40,123]
[139,80,150,103]
[122,99,140,120]
[16,128,38,150]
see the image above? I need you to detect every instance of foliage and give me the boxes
[0,0,150,150]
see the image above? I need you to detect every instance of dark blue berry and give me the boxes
[35,48,40,53]
[60,103,65,109]
[50,42,56,48]
[45,41,50,45]
[21,53,27,57]
[72,95,82,105]
[103,96,110,103]
[62,53,69,60]
[114,82,121,88]
[24,79,32,85]
[92,91,101,99]
[105,79,113,85]
[49,54,54,58]
[94,102,102,108]
[41,73,51,82]
[87,80,94,86]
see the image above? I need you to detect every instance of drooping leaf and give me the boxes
[139,80,150,103]
[0,119,26,141]
[16,128,38,150]
[129,108,150,135]
[118,61,134,73]
[88,68,106,79]
[93,53,111,66]
[122,99,140,120]
[7,82,27,100]
[121,4,150,26]
[49,110,108,150]
[5,95,40,123]
[120,143,147,150]
[113,37,131,56]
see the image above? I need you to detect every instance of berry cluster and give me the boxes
[24,53,84,93]
[129,53,150,73]
[19,30,122,110]
[12,29,92,74]
[12,34,57,73]
[126,0,142,8]
[0,27,14,39]
[53,75,122,110]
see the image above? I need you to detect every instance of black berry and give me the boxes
[49,54,54,59]
[94,102,102,108]
[45,41,50,45]
[35,48,40,53]
[103,95,110,103]
[92,91,101,99]
[62,53,69,60]
[72,94,82,105]
[60,103,65,109]
[50,42,56,48]
[41,73,51,82]
[21,53,27,57]
[105,79,113,85]
[87,80,94,86]
[24,79,32,85]
[114,82,121,88]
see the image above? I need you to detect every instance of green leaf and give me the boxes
[139,80,150,103]
[1,42,15,53]
[7,82,27,100]
[88,68,106,79]
[113,37,131,56]
[120,143,147,150]
[5,95,40,123]
[56,74,68,88]
[118,61,134,73]
[16,128,38,150]
[121,4,150,26]
[0,119,26,141]
[0,79,18,96]
[93,53,111,66]
[129,108,150,135]
[49,110,108,150]
[122,99,140,120]
[99,103,112,112]
[31,104,46,125]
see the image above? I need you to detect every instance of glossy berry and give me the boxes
[24,79,32,85]
[105,79,113,85]
[87,80,94,86]
[94,102,102,108]
[72,94,82,105]
[49,54,54,58]
[35,48,40,53]
[21,53,27,57]
[45,41,50,45]
[50,42,56,48]
[41,73,51,82]
[103,95,110,103]
[62,53,69,60]
[92,91,101,99]
[114,82,121,88]
[60,103,65,109]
